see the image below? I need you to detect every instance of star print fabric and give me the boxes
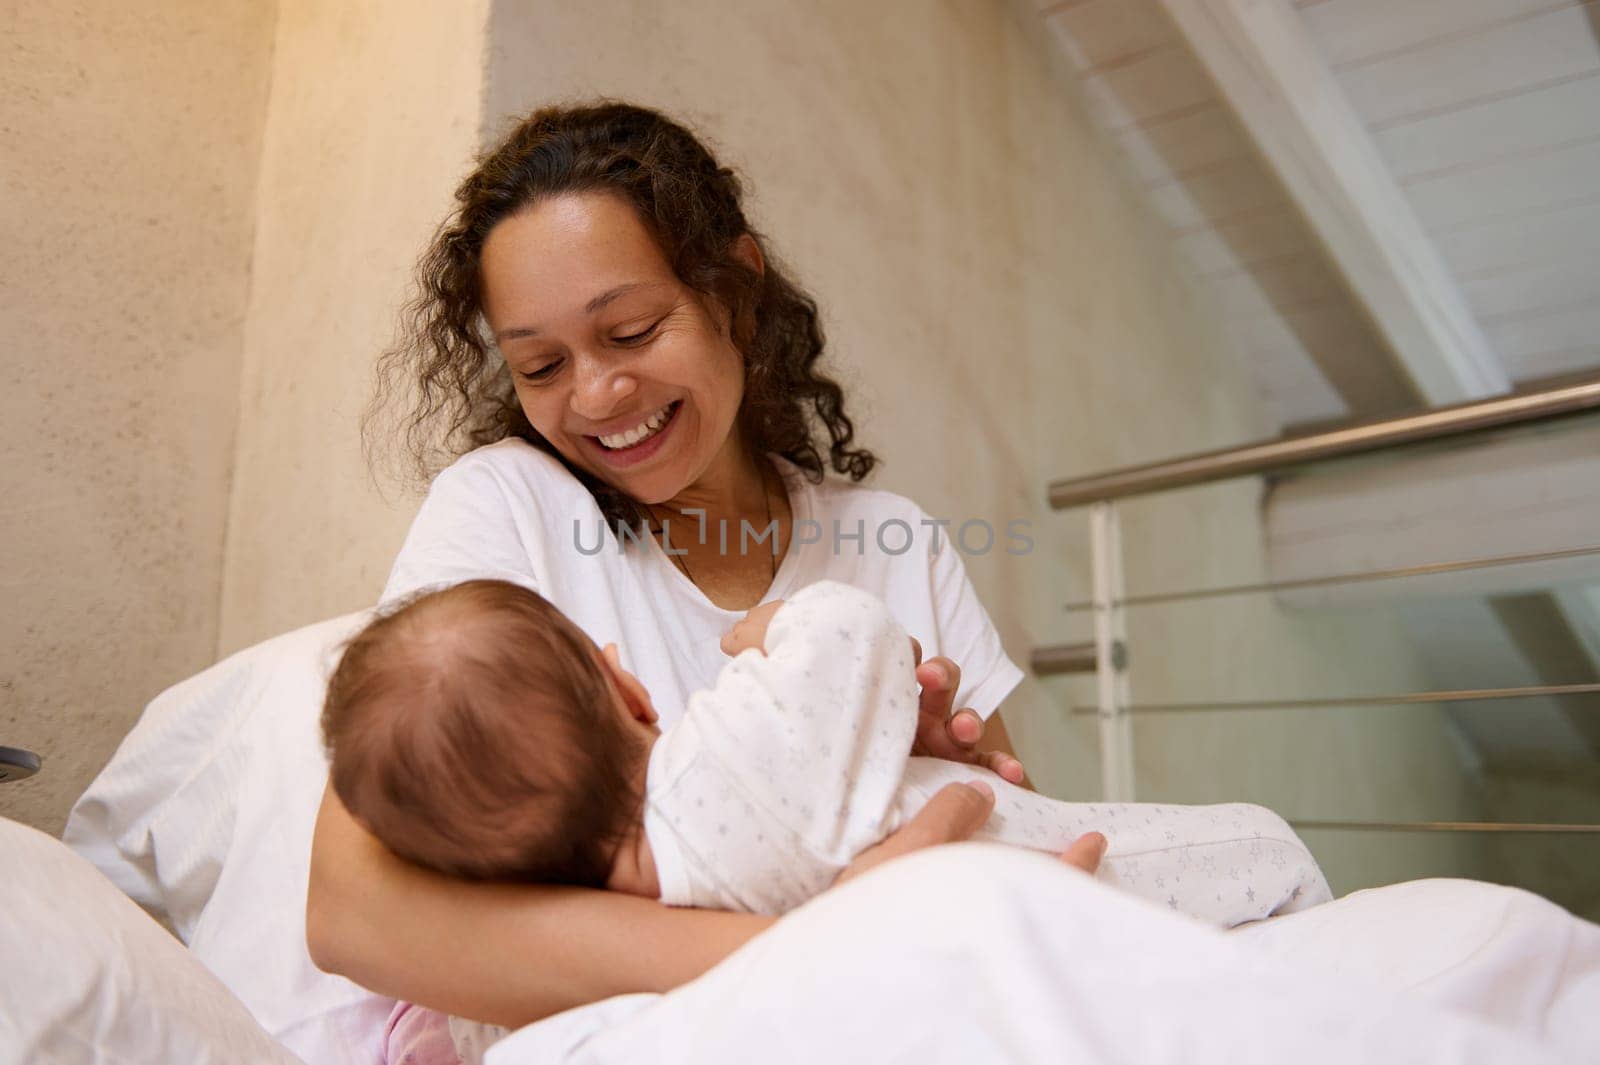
[643,581,1331,926]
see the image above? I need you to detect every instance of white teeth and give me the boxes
[598,404,673,450]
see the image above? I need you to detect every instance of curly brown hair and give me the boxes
[369,99,876,530]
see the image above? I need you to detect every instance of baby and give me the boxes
[323,578,1330,926]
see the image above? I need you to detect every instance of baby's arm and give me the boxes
[723,595,923,665]
[693,582,923,873]
[720,599,785,657]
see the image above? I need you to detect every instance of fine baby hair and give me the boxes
[321,580,648,887]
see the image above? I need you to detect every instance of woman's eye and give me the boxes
[614,321,660,345]
[521,360,561,382]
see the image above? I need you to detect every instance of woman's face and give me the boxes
[480,191,749,507]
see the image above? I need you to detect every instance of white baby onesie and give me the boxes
[644,580,1332,927]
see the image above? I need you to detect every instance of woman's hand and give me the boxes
[907,638,1026,785]
[835,782,1108,886]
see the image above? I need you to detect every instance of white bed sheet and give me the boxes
[62,612,392,1064]
[0,817,303,1065]
[55,610,1598,1065]
[484,844,1596,1065]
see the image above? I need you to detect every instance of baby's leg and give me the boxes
[900,758,1332,929]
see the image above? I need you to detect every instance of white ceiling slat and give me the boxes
[1211,255,1348,320]
[1232,300,1413,412]
[1160,0,1510,404]
[1114,105,1250,185]
[1034,0,1097,14]
[1300,0,1585,71]
[1483,304,1600,377]
[1462,261,1600,320]
[1078,45,1217,131]
[1484,303,1600,350]
[1409,138,1600,232]
[1043,0,1178,71]
[1516,346,1600,378]
[1176,209,1310,276]
[1375,73,1600,182]
[1234,340,1349,426]
[1337,5,1600,130]
[1146,158,1288,231]
[1226,308,1350,424]
[1434,199,1600,277]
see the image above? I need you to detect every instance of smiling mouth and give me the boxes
[593,401,680,451]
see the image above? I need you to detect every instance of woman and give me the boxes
[306,100,1103,1035]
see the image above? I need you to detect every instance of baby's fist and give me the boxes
[720,599,784,657]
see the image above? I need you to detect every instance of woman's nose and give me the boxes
[569,354,639,421]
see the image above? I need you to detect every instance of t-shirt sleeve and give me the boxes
[379,455,548,606]
[922,511,1026,720]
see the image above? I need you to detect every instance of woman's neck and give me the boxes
[660,433,771,524]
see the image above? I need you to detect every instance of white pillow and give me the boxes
[63,613,394,1065]
[0,816,303,1064]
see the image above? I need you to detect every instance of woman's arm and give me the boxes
[306,785,771,1027]
[307,778,1024,1027]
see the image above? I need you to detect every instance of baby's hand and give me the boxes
[720,599,785,657]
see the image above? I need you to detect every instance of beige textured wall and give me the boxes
[0,1,276,834]
[474,0,1484,893]
[215,0,492,653]
[17,1,1483,892]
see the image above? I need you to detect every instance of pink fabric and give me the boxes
[382,1002,460,1065]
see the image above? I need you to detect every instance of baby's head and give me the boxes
[322,579,658,887]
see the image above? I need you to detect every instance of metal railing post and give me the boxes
[1090,501,1136,801]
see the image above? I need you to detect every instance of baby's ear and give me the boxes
[600,643,658,725]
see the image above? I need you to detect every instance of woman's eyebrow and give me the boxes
[496,282,667,342]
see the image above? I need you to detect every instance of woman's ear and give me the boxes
[724,234,766,346]
[730,232,765,280]
[600,643,659,725]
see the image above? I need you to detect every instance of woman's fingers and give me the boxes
[911,660,1031,784]
[916,656,962,728]
[913,657,981,762]
[947,708,983,747]
[1060,832,1107,875]
[978,749,1026,785]
[833,781,996,887]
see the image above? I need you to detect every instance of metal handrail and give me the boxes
[1038,374,1600,844]
[1060,543,1600,613]
[1293,820,1600,834]
[1066,683,1600,715]
[1047,376,1600,509]
[1032,640,1125,675]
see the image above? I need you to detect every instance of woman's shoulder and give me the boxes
[779,457,928,524]
[382,439,599,605]
[431,438,596,510]
[438,436,567,480]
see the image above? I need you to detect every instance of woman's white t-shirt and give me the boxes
[380,439,1024,729]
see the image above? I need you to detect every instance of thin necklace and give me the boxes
[650,470,779,587]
